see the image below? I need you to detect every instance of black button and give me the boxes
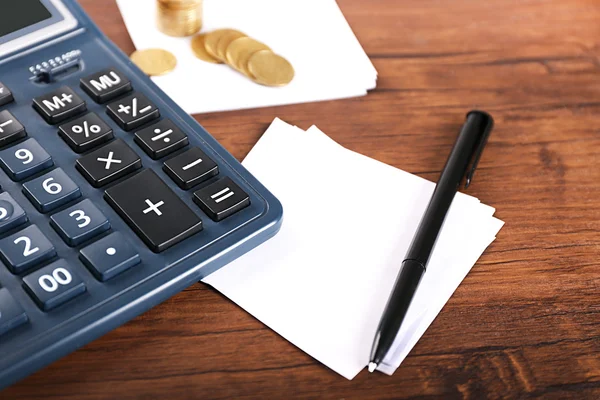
[193,176,250,221]
[0,82,14,107]
[0,110,26,148]
[32,86,86,124]
[0,288,27,336]
[76,139,142,188]
[163,147,219,190]
[106,92,159,131]
[134,119,188,159]
[58,112,114,153]
[80,68,132,103]
[23,260,86,311]
[104,169,203,252]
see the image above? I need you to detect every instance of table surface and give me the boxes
[5,0,600,398]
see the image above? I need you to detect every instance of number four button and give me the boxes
[50,199,110,246]
[23,260,86,311]
[0,225,56,274]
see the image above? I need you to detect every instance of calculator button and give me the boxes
[163,147,219,190]
[23,168,81,213]
[0,288,28,336]
[80,232,140,281]
[0,82,14,107]
[0,138,53,181]
[0,192,28,234]
[23,260,86,311]
[80,68,132,103]
[32,86,87,124]
[193,177,250,221]
[106,92,159,131]
[76,139,142,188]
[58,112,114,153]
[0,225,56,274]
[50,199,110,246]
[104,169,203,253]
[134,119,189,160]
[0,110,26,148]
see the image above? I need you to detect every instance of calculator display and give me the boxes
[0,0,52,38]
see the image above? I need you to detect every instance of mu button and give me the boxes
[104,169,203,252]
[80,68,132,103]
[33,86,86,124]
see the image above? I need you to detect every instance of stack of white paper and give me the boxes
[202,118,504,379]
[116,0,377,114]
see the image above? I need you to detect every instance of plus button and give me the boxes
[143,199,165,216]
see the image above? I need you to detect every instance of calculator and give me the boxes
[0,0,282,388]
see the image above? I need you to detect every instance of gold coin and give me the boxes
[225,37,271,74]
[191,34,221,63]
[247,50,294,86]
[156,0,203,37]
[204,29,230,59]
[215,30,246,62]
[130,48,177,76]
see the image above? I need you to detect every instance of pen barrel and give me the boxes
[370,259,425,365]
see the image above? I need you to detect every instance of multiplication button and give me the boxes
[23,260,86,311]
[32,86,86,124]
[58,112,114,153]
[193,177,250,221]
[106,92,159,131]
[0,110,26,148]
[76,139,142,187]
[163,147,219,190]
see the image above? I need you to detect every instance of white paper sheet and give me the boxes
[203,118,504,379]
[116,0,377,114]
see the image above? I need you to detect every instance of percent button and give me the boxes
[59,112,114,153]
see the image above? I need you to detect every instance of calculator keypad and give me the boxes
[0,288,27,336]
[32,86,87,124]
[23,260,86,311]
[163,147,219,190]
[0,110,26,147]
[193,177,250,222]
[106,92,159,131]
[50,199,110,246]
[0,138,53,181]
[0,225,56,274]
[104,169,203,253]
[134,119,189,160]
[80,68,132,103]
[76,139,142,187]
[58,112,114,153]
[80,232,140,281]
[22,168,81,213]
[0,82,14,107]
[0,192,28,234]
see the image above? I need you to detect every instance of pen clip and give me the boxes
[464,110,494,189]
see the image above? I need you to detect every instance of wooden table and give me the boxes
[5,0,600,398]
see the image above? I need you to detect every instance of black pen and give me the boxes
[368,110,494,373]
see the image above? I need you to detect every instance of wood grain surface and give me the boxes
[4,0,600,398]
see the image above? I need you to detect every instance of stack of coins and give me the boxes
[156,0,203,37]
[191,29,295,87]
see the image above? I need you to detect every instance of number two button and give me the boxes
[0,225,56,273]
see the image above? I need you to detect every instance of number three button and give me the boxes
[23,260,86,311]
[22,168,81,213]
[50,199,110,246]
[0,225,56,274]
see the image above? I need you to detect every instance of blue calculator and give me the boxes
[0,0,282,388]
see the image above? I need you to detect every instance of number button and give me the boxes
[106,92,159,131]
[50,199,110,246]
[0,225,56,274]
[23,260,86,311]
[193,177,250,221]
[0,82,14,107]
[163,147,219,190]
[0,288,28,337]
[58,112,114,153]
[80,232,140,281]
[32,86,87,124]
[0,192,27,235]
[134,119,188,160]
[0,138,53,181]
[80,68,132,103]
[22,168,81,213]
[0,110,26,148]
[76,139,142,187]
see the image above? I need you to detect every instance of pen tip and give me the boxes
[368,362,377,373]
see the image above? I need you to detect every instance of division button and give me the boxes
[32,86,87,124]
[104,169,203,252]
[23,260,86,311]
[76,139,142,187]
[80,68,132,103]
[0,138,53,181]
[106,92,159,131]
[193,176,250,221]
[50,199,111,246]
[22,168,81,213]
[0,82,14,107]
[134,119,188,159]
[0,110,26,148]
[0,225,56,274]
[0,288,28,337]
[0,192,28,234]
[80,232,140,281]
[58,112,114,153]
[163,147,219,190]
